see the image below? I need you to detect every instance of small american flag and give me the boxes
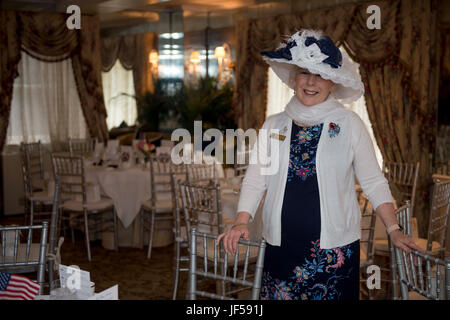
[0,271,40,300]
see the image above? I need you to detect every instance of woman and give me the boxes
[217,29,421,300]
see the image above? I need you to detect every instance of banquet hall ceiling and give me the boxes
[0,0,283,28]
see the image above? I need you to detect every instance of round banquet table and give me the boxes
[85,165,163,249]
[83,161,225,249]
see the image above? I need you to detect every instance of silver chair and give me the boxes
[178,179,225,297]
[186,162,217,184]
[394,248,450,300]
[171,173,189,300]
[20,142,53,225]
[20,141,45,183]
[179,179,261,299]
[179,179,224,241]
[0,222,49,295]
[171,167,220,299]
[188,228,266,300]
[382,161,419,216]
[387,201,412,300]
[413,175,450,259]
[69,138,96,157]
[358,191,377,299]
[391,197,450,301]
[140,154,186,259]
[52,154,118,261]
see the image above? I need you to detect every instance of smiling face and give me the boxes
[293,67,336,106]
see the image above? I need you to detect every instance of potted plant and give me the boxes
[175,76,236,133]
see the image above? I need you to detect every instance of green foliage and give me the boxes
[115,77,236,133]
[136,79,171,132]
[175,77,236,133]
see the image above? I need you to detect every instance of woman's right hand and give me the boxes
[216,225,250,255]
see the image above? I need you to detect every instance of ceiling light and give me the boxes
[159,32,184,39]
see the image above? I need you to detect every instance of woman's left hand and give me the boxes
[389,230,423,254]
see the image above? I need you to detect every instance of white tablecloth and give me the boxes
[86,166,150,229]
[86,161,225,229]
[83,160,225,248]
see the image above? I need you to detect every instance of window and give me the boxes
[7,51,87,145]
[102,60,137,130]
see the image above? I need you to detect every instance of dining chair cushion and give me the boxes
[375,238,441,256]
[414,238,442,255]
[62,197,114,212]
[0,243,49,264]
[31,179,45,192]
[29,192,54,203]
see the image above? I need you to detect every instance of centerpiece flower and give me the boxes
[137,140,156,156]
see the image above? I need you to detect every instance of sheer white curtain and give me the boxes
[102,60,137,130]
[266,67,294,118]
[6,51,87,145]
[266,57,383,169]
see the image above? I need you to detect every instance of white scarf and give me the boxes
[285,94,346,126]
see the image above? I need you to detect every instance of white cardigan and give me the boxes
[237,109,393,249]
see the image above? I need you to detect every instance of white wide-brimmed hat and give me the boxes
[261,29,364,104]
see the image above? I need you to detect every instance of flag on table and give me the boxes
[0,272,40,300]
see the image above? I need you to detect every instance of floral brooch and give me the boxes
[328,122,340,138]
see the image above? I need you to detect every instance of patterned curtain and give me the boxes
[0,11,21,153]
[234,0,440,237]
[100,33,158,99]
[72,15,109,143]
[0,10,109,151]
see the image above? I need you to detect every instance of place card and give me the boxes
[88,285,119,300]
[58,264,92,299]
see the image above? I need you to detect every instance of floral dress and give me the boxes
[260,121,360,300]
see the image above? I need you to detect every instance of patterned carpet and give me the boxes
[59,235,186,300]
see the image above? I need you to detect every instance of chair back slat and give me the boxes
[149,155,187,204]
[52,154,87,204]
[187,163,216,184]
[20,141,45,198]
[178,180,223,246]
[0,222,49,295]
[20,141,44,180]
[25,227,32,264]
[69,138,96,157]
[382,161,419,216]
[233,245,239,280]
[188,228,267,300]
[242,245,250,281]
[427,179,450,256]
[391,202,450,300]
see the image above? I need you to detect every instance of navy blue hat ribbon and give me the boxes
[304,36,342,68]
[261,34,342,69]
[261,41,297,61]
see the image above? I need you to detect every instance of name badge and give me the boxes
[270,133,286,141]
